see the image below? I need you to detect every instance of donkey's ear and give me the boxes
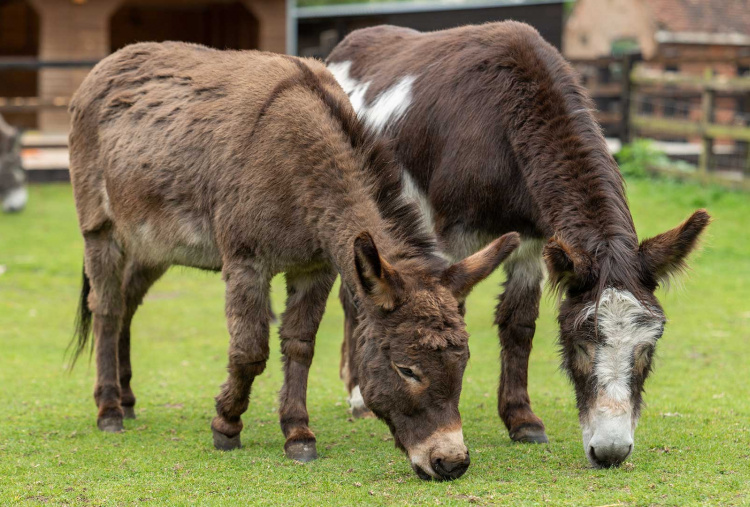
[543,236,597,292]
[353,232,403,311]
[639,209,711,286]
[441,232,520,302]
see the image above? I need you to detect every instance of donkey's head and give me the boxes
[0,116,26,213]
[545,210,710,468]
[352,231,520,480]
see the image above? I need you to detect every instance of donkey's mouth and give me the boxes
[587,446,630,469]
[412,464,433,481]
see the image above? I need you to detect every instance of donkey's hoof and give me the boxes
[97,416,124,433]
[122,405,136,420]
[510,423,548,444]
[212,427,241,451]
[284,440,318,462]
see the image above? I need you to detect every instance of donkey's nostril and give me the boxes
[432,454,470,480]
[590,443,633,468]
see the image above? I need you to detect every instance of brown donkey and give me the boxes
[68,42,520,480]
[327,22,710,468]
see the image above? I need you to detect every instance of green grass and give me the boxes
[0,180,748,506]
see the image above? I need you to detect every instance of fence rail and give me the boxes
[629,67,750,183]
[3,57,750,187]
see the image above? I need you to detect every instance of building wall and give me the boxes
[7,0,285,133]
[298,3,565,59]
[563,0,657,60]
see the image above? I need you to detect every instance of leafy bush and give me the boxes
[615,139,670,178]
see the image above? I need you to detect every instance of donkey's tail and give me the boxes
[68,263,92,369]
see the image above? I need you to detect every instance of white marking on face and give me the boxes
[576,288,663,465]
[577,288,663,402]
[581,395,635,467]
[348,385,365,413]
[408,428,466,479]
[328,60,416,134]
[2,186,27,212]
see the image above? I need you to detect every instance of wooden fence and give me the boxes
[629,67,750,188]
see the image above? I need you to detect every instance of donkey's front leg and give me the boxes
[278,268,336,462]
[496,240,548,444]
[212,262,272,451]
[338,285,373,419]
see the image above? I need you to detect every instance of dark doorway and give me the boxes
[0,0,39,129]
[110,2,259,52]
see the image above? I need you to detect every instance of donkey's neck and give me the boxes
[502,54,638,256]
[308,158,439,293]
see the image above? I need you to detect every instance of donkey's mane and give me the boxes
[258,57,441,264]
[493,24,641,298]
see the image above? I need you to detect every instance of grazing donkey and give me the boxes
[327,22,710,468]
[0,114,27,213]
[68,42,521,480]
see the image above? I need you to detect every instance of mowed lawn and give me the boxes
[0,179,748,506]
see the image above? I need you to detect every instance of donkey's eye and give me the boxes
[397,366,420,381]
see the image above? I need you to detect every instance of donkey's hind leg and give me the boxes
[496,239,548,444]
[119,262,168,419]
[211,261,272,450]
[84,227,127,432]
[279,267,336,462]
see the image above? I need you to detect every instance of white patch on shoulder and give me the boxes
[359,75,415,134]
[2,186,27,212]
[578,288,664,402]
[327,60,415,134]
[328,61,370,112]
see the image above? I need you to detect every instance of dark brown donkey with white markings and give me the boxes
[328,21,710,468]
[68,42,520,480]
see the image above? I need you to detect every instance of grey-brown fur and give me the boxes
[68,42,519,480]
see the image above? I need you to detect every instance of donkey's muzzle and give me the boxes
[432,452,470,480]
[588,441,633,468]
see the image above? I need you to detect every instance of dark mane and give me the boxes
[272,57,441,263]
[495,25,641,297]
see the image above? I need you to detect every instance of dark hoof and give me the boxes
[212,427,241,451]
[510,424,549,444]
[97,416,124,433]
[351,406,375,419]
[122,405,136,419]
[284,440,318,462]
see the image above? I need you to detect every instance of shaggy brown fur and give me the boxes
[67,42,519,480]
[328,22,710,466]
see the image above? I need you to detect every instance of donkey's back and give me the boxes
[69,42,342,270]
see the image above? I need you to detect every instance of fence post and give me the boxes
[620,53,640,144]
[698,68,715,177]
